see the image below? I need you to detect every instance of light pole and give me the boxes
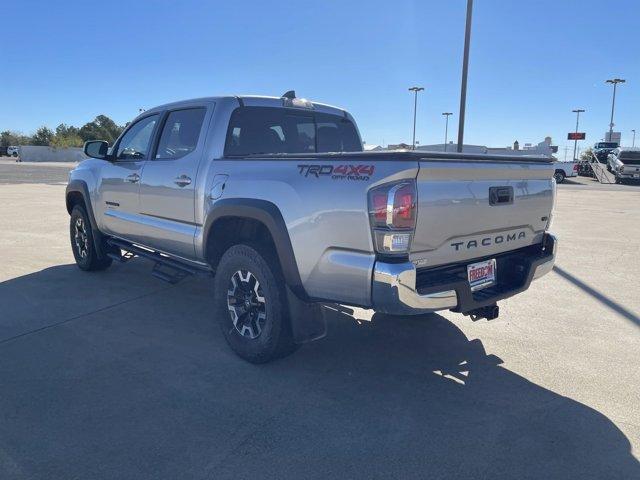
[442,112,453,151]
[605,78,625,142]
[457,0,474,153]
[408,86,424,150]
[572,109,585,161]
[632,129,636,147]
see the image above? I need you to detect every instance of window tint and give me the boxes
[291,115,315,153]
[116,115,159,160]
[619,151,640,164]
[224,107,362,156]
[316,113,362,153]
[156,108,206,160]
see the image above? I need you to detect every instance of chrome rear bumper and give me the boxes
[372,261,458,315]
[372,233,557,315]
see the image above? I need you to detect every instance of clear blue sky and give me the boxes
[2,0,639,153]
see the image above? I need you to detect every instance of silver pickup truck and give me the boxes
[66,92,557,363]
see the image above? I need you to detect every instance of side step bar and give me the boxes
[107,238,211,284]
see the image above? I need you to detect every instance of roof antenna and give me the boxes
[282,90,296,99]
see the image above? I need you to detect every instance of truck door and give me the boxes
[136,106,210,260]
[97,113,160,241]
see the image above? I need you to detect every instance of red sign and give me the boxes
[568,132,586,140]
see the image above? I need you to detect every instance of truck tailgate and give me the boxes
[411,159,555,268]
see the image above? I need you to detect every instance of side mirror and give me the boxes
[84,140,110,160]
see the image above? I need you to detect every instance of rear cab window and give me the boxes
[619,151,640,165]
[224,106,362,156]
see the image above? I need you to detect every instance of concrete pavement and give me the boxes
[0,163,638,479]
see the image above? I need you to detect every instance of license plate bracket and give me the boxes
[467,259,497,291]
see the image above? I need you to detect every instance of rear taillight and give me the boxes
[368,181,417,254]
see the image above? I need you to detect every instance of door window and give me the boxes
[155,108,206,160]
[116,114,159,160]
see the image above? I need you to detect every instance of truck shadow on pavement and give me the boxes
[0,262,638,480]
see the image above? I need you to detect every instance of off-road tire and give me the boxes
[214,244,297,363]
[69,205,112,271]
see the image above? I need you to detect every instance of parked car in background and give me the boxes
[607,147,640,184]
[593,141,618,164]
[7,146,20,158]
[67,92,557,363]
[552,160,578,183]
[0,146,8,157]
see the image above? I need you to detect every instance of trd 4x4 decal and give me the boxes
[297,164,374,181]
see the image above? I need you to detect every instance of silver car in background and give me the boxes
[607,147,640,183]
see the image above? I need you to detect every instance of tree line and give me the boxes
[0,115,124,148]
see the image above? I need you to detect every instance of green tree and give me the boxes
[78,115,123,144]
[51,133,84,148]
[55,123,79,138]
[31,126,55,146]
[51,123,84,148]
[0,130,31,147]
[580,147,593,161]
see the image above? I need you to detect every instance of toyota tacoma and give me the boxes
[66,92,557,363]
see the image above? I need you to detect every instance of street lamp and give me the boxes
[572,109,585,161]
[605,78,625,142]
[457,0,474,153]
[442,112,453,151]
[408,86,424,150]
[632,129,636,147]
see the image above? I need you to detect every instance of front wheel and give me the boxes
[553,170,566,184]
[69,205,112,271]
[213,244,296,363]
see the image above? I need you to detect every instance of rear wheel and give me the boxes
[214,244,296,363]
[553,170,566,183]
[69,205,112,271]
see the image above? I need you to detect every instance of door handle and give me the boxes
[174,174,192,187]
[125,173,140,183]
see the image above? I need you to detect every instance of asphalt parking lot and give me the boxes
[0,160,639,479]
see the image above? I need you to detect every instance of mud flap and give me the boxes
[286,287,327,344]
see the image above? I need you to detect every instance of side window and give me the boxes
[116,114,159,160]
[155,108,206,160]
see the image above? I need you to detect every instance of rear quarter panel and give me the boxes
[198,157,418,306]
